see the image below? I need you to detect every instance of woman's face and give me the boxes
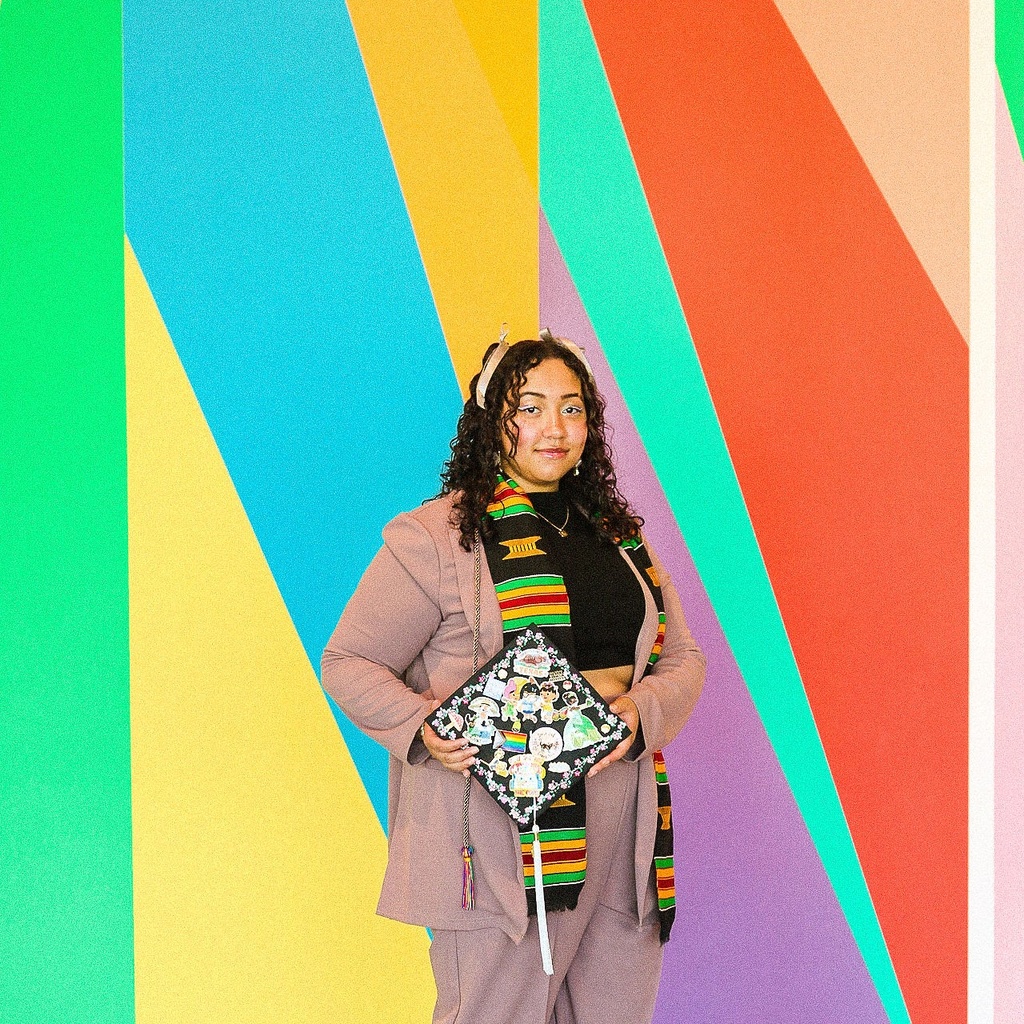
[500,358,588,492]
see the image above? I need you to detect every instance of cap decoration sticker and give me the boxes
[427,630,631,826]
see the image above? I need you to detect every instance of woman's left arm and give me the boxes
[624,545,705,755]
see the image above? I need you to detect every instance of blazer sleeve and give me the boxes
[627,543,706,756]
[321,513,443,764]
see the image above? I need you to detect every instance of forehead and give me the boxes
[519,357,582,395]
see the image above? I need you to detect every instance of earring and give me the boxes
[573,460,581,477]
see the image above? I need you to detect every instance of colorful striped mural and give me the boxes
[996,5,1024,1022]
[1,1,1011,1022]
[0,2,133,1020]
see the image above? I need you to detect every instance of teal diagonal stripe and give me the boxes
[124,0,463,827]
[539,3,905,1023]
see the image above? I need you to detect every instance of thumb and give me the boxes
[422,701,441,735]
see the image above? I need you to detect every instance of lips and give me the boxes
[536,448,568,458]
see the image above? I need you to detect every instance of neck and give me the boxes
[501,469,562,495]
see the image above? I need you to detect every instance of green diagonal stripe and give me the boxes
[539,3,905,1023]
[0,1,133,1021]
[997,0,1024,152]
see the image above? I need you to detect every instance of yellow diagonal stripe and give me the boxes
[126,240,433,1022]
[348,0,538,391]
[452,0,537,189]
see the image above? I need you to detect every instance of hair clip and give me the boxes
[475,323,511,409]
[539,327,595,382]
[475,325,595,410]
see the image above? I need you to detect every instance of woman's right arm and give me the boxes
[321,513,444,764]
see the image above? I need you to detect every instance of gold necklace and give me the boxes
[532,504,570,537]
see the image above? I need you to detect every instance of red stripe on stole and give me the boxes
[652,624,666,650]
[500,593,568,611]
[491,483,520,505]
[522,846,586,868]
[526,848,585,867]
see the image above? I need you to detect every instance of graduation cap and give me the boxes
[428,629,630,973]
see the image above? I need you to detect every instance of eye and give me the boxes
[518,404,539,415]
[563,404,584,415]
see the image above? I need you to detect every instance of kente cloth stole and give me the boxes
[484,474,677,942]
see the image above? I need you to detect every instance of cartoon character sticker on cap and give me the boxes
[508,753,545,798]
[529,727,563,762]
[465,696,500,745]
[514,646,551,679]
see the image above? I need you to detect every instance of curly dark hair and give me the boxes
[439,337,643,551]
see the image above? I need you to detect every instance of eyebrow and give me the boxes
[519,390,583,400]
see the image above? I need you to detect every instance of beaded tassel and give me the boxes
[461,844,475,910]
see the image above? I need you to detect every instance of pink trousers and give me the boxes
[428,758,664,1024]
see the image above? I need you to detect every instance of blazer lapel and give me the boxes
[452,532,505,662]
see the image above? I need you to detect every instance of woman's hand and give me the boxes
[421,718,478,777]
[588,695,639,778]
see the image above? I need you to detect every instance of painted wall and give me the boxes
[3,1,1014,1022]
[996,3,1024,1020]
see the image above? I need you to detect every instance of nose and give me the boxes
[543,410,567,437]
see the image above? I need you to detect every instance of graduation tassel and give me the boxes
[533,804,554,976]
[461,844,476,910]
[461,777,475,910]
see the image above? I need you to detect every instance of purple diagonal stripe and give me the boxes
[540,212,887,1023]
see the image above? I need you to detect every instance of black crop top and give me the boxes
[529,490,646,671]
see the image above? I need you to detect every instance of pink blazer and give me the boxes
[321,493,705,940]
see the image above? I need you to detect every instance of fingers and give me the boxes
[422,729,478,774]
[590,696,638,777]
[587,733,632,778]
[441,742,478,772]
[425,734,475,756]
[438,745,477,775]
[608,695,638,728]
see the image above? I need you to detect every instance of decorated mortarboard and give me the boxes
[427,629,631,827]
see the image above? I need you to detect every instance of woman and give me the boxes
[322,335,705,1024]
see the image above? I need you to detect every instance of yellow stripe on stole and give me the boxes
[500,603,570,621]
[520,839,587,855]
[500,584,567,599]
[522,859,588,879]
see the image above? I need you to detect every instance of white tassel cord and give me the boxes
[532,816,554,976]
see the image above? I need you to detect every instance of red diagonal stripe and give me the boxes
[584,4,967,1022]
